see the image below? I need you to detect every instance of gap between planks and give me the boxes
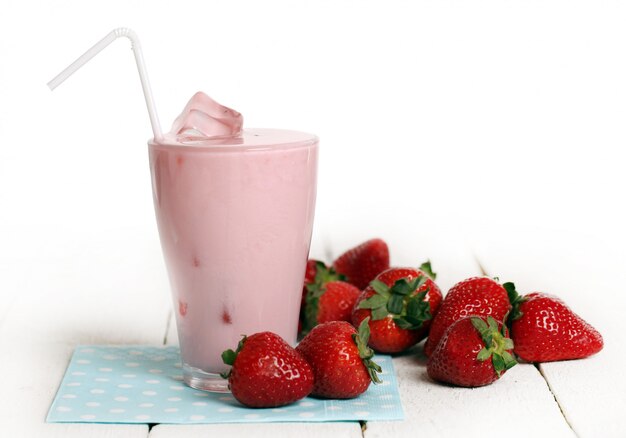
[535,364,578,437]
[474,254,578,438]
[162,309,173,345]
[360,421,367,438]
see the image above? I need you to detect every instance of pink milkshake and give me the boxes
[149,93,318,391]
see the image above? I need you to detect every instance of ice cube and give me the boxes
[170,92,243,140]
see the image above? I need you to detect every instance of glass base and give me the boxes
[183,364,230,393]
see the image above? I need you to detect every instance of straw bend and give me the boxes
[47,27,163,140]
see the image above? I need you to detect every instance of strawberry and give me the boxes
[304,259,319,284]
[178,299,188,317]
[332,238,390,290]
[303,280,361,334]
[427,316,517,387]
[296,319,382,398]
[424,277,511,357]
[300,261,358,335]
[505,283,603,362]
[301,259,327,309]
[221,332,314,408]
[299,260,332,335]
[351,262,442,353]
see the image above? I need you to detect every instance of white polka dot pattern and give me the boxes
[47,346,403,424]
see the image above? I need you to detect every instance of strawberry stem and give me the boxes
[220,335,247,379]
[470,316,517,377]
[353,317,382,384]
[503,282,526,326]
[419,260,437,280]
[358,276,431,330]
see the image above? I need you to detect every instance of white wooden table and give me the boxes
[1,221,623,438]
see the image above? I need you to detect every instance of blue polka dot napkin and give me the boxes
[47,346,404,424]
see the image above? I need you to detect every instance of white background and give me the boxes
[1,0,625,291]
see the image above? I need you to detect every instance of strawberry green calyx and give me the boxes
[311,261,346,286]
[503,282,526,326]
[302,263,346,335]
[358,276,431,330]
[220,336,247,379]
[470,316,517,377]
[419,260,437,280]
[352,317,382,384]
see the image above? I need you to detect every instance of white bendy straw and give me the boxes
[48,28,163,141]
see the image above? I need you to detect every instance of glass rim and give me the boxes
[149,128,318,152]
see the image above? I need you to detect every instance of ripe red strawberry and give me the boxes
[424,277,511,357]
[427,316,517,387]
[351,262,442,353]
[299,260,336,336]
[300,261,358,335]
[303,280,361,334]
[332,238,390,290]
[221,332,314,408]
[301,259,327,309]
[304,259,319,284]
[296,319,381,398]
[505,283,603,362]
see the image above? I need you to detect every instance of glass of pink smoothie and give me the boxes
[149,93,318,392]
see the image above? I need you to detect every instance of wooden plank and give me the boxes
[150,423,362,438]
[0,228,170,438]
[1,423,148,438]
[538,356,620,438]
[366,355,574,438]
[472,228,626,437]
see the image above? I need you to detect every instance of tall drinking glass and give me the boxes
[149,128,318,392]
